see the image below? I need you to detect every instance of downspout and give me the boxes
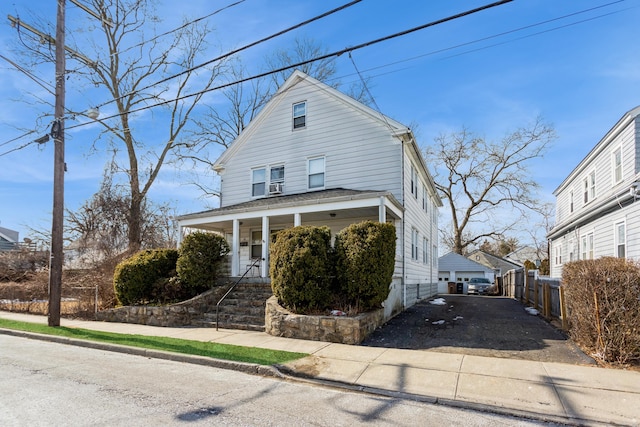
[401,137,406,309]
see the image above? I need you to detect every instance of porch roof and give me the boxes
[177,188,403,230]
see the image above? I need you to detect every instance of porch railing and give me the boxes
[215,257,264,331]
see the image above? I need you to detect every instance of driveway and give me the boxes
[361,295,595,365]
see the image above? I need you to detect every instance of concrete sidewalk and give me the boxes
[1,311,638,426]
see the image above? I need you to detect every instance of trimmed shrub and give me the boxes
[269,226,333,314]
[113,249,178,306]
[176,232,230,294]
[562,257,640,364]
[334,221,396,312]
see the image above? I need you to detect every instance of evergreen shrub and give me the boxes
[269,226,333,314]
[562,257,640,364]
[334,220,396,312]
[176,231,230,294]
[113,248,178,305]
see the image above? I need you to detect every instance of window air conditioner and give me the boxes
[269,183,283,194]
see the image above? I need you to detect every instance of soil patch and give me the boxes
[361,295,595,365]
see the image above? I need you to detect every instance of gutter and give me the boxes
[547,188,636,240]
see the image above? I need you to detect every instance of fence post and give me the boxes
[559,285,568,331]
[543,283,551,319]
[533,277,539,310]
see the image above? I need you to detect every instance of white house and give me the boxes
[177,70,442,319]
[437,252,494,294]
[548,106,640,278]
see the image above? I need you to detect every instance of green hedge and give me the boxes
[177,232,230,294]
[113,249,178,306]
[334,221,396,312]
[269,226,333,314]
[562,257,640,364]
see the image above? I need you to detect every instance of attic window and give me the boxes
[293,102,306,129]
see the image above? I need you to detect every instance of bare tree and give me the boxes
[12,0,227,252]
[425,118,556,255]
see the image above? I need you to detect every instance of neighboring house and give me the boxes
[466,249,521,277]
[0,226,19,251]
[548,106,640,278]
[437,252,494,294]
[503,246,543,268]
[177,70,442,319]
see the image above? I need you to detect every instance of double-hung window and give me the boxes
[293,102,306,129]
[252,168,266,197]
[308,157,325,189]
[615,221,626,258]
[411,228,419,261]
[581,232,594,260]
[583,171,596,204]
[410,165,418,198]
[612,146,623,184]
[423,237,429,264]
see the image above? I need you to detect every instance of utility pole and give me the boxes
[49,0,66,327]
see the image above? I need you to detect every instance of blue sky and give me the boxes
[1,0,639,247]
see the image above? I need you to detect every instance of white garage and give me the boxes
[437,252,494,294]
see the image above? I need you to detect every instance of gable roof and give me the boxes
[466,249,521,272]
[438,252,493,274]
[0,226,18,243]
[211,70,442,206]
[553,105,640,195]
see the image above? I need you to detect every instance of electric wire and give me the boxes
[0,54,55,95]
[72,0,513,129]
[93,0,363,110]
[111,0,247,58]
[0,130,37,148]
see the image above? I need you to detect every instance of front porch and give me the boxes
[178,189,404,279]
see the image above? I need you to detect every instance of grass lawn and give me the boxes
[0,318,307,366]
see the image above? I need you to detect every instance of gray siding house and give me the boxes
[548,106,640,278]
[0,226,19,251]
[178,70,442,319]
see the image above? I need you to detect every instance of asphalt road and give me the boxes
[362,295,594,365]
[0,335,562,426]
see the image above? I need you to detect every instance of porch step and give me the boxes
[195,282,273,331]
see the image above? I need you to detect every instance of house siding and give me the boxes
[549,107,640,278]
[219,81,402,207]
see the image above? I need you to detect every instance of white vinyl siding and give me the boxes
[218,81,403,207]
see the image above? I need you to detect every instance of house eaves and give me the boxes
[553,105,640,196]
[213,70,410,173]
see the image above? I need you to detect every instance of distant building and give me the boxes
[503,246,543,267]
[437,252,494,294]
[0,226,19,251]
[466,249,521,277]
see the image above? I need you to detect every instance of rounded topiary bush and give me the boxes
[113,248,178,306]
[334,220,396,312]
[176,231,230,294]
[269,226,333,314]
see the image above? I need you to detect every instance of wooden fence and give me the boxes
[502,269,568,330]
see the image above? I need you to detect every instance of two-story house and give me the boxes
[548,106,640,278]
[177,70,442,319]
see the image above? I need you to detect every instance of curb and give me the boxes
[0,327,619,427]
[0,328,284,379]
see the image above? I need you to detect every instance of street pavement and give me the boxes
[1,311,639,426]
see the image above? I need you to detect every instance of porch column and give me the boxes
[261,215,269,278]
[176,225,183,247]
[231,219,240,276]
[378,196,386,223]
[294,212,301,226]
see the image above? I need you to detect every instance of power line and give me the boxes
[0,130,37,148]
[0,54,55,95]
[113,0,247,58]
[93,0,364,110]
[72,0,513,129]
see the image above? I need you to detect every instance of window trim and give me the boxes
[293,101,306,130]
[581,232,594,260]
[612,145,623,184]
[615,221,626,258]
[411,228,419,261]
[583,170,596,205]
[307,156,325,190]
[422,237,429,265]
[251,167,266,198]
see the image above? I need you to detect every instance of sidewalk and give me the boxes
[1,311,639,426]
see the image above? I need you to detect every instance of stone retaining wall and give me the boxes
[264,296,384,344]
[96,285,228,327]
